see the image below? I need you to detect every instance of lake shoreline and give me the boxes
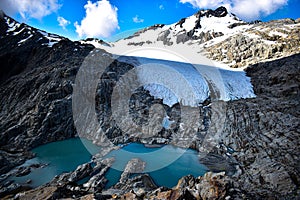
[3,137,209,190]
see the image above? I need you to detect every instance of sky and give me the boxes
[0,0,299,41]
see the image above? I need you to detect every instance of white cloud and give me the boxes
[75,0,119,38]
[57,16,70,30]
[159,4,165,10]
[231,0,288,20]
[133,15,144,23]
[179,0,230,9]
[179,0,288,20]
[0,0,61,19]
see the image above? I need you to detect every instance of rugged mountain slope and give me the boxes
[2,50,298,199]
[82,51,299,200]
[205,18,300,68]
[100,7,300,69]
[0,11,70,84]
[223,54,300,198]
[0,13,94,174]
[0,8,299,199]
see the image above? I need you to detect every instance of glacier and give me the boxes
[117,56,256,107]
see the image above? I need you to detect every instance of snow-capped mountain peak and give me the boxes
[1,12,66,48]
[173,6,238,31]
[109,6,246,47]
[97,6,252,54]
[165,6,244,42]
[97,6,299,69]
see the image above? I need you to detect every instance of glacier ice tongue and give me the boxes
[117,56,255,107]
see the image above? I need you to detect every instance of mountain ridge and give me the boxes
[93,6,300,69]
[0,12,96,84]
[123,6,250,42]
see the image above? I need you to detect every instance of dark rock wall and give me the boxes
[222,54,300,198]
[0,14,94,174]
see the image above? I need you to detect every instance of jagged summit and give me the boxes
[167,6,243,42]
[106,6,248,48]
[79,37,111,48]
[0,12,68,48]
[197,6,229,18]
[133,6,240,39]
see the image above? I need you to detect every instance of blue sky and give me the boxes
[1,0,299,41]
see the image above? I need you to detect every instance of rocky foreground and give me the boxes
[0,11,299,199]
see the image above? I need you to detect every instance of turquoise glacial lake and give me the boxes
[9,138,208,188]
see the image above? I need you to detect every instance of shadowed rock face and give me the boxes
[221,54,300,198]
[0,14,94,175]
[196,6,228,18]
[0,11,299,199]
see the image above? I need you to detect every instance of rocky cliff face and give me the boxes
[204,18,300,68]
[0,13,94,174]
[0,9,299,200]
[222,54,300,198]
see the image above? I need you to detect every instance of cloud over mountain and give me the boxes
[179,0,288,20]
[57,16,70,30]
[133,15,144,23]
[0,0,61,19]
[74,0,119,38]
